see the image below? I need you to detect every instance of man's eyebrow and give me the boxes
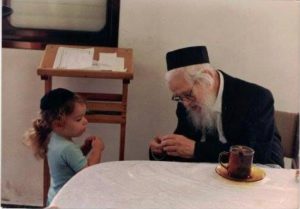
[176,89,192,96]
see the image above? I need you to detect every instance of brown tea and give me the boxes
[219,145,255,179]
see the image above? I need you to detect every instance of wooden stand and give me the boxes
[37,44,133,206]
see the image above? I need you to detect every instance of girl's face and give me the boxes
[58,102,88,139]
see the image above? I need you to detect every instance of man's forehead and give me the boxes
[173,63,201,71]
[169,76,192,94]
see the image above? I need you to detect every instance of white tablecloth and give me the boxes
[50,161,299,209]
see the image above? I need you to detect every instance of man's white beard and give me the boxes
[187,94,217,132]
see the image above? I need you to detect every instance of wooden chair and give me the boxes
[274,111,299,168]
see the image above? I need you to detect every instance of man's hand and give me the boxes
[149,136,164,155]
[160,134,195,158]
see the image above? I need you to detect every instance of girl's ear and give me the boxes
[52,119,65,130]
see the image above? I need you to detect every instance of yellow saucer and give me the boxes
[215,165,266,182]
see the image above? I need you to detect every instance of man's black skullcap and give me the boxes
[40,88,75,111]
[166,46,209,71]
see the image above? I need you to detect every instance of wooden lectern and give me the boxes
[37,44,133,206]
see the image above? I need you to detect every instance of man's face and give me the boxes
[168,71,216,129]
[169,74,211,112]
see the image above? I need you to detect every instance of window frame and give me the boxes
[2,0,120,50]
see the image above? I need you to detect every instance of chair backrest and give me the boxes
[274,111,299,168]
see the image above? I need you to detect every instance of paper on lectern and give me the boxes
[53,47,94,69]
[98,52,126,71]
[53,47,126,71]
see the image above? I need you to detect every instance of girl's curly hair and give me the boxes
[23,92,85,159]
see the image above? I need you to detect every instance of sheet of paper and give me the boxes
[98,52,126,71]
[53,48,126,71]
[53,47,94,69]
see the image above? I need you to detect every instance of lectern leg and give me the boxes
[119,123,126,161]
[43,158,50,206]
[44,76,52,93]
[41,75,52,206]
[119,80,129,160]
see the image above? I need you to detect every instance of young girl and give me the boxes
[23,88,105,205]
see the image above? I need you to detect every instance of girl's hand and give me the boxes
[81,137,93,156]
[91,136,105,151]
[86,136,105,166]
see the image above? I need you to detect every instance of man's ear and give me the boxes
[197,70,214,87]
[201,69,220,94]
[201,68,214,77]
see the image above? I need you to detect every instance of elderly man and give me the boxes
[149,46,284,167]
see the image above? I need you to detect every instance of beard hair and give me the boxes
[187,93,217,132]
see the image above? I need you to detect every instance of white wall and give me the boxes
[2,0,299,206]
[120,0,300,159]
[2,49,44,206]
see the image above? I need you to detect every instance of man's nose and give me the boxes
[183,99,193,107]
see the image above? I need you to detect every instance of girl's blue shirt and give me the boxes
[47,132,87,205]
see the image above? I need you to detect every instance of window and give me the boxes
[2,0,120,49]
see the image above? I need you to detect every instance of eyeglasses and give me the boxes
[171,84,196,102]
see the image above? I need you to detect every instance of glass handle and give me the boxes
[218,151,229,169]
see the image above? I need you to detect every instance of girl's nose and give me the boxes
[83,116,88,125]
